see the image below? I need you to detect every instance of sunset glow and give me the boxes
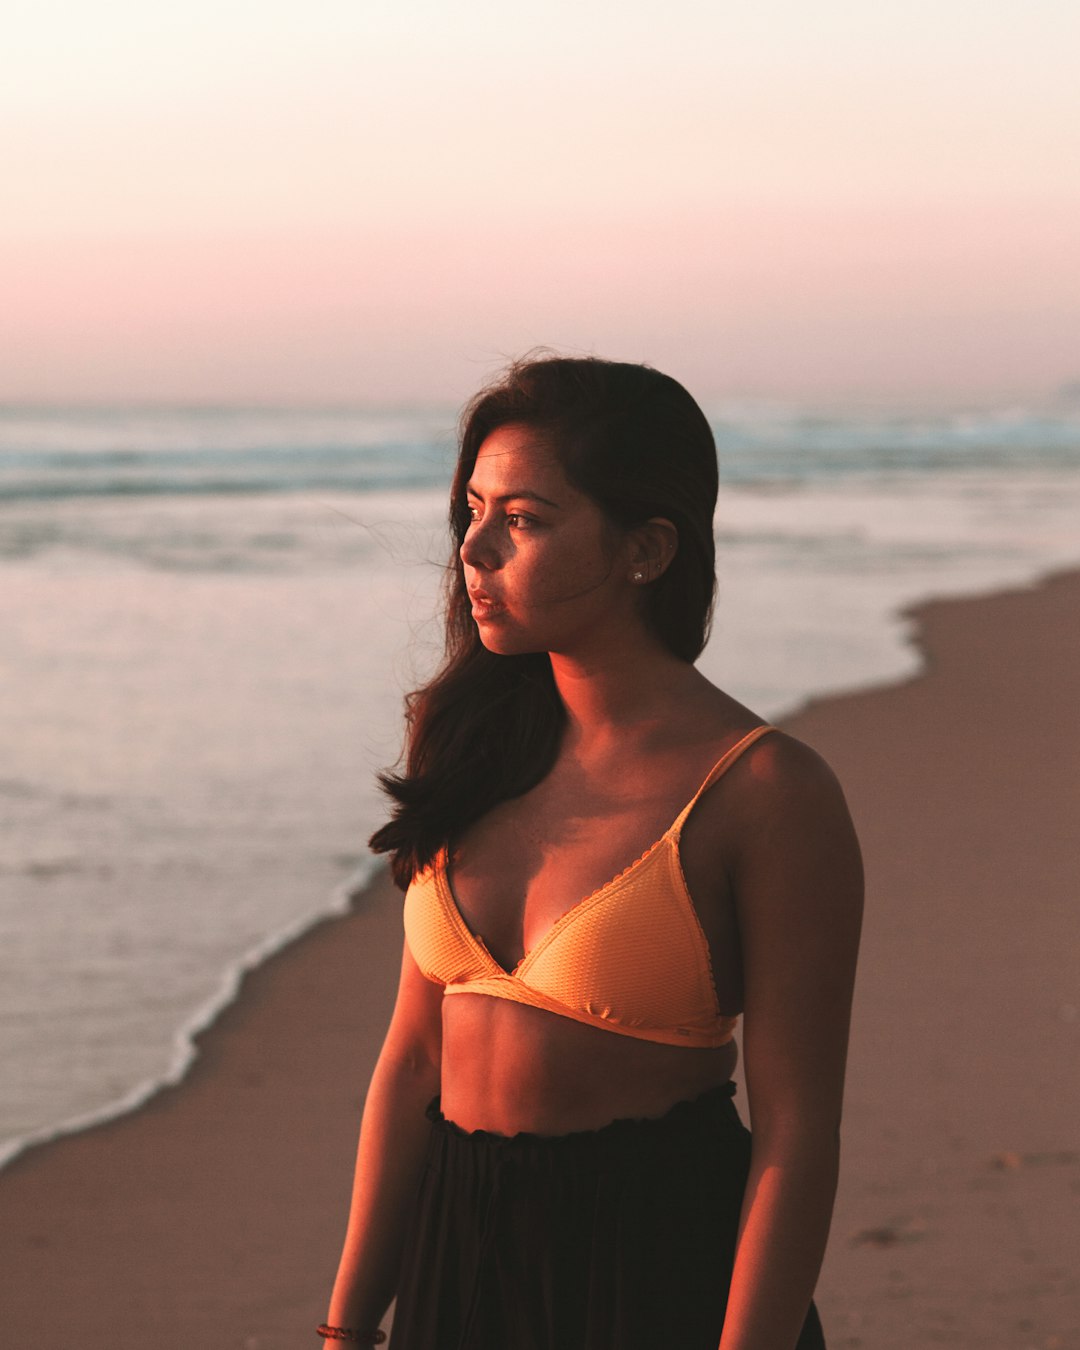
[4,0,1079,404]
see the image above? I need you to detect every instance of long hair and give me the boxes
[369,352,719,889]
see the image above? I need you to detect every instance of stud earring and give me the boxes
[632,570,644,582]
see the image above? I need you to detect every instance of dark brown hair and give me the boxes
[369,352,719,888]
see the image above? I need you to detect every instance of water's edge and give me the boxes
[3,558,1078,1177]
[0,857,382,1173]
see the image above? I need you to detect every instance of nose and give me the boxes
[459,518,504,572]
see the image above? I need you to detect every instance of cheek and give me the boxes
[526,537,617,606]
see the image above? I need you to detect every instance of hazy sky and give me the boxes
[4,0,1079,405]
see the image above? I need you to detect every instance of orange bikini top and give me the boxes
[403,724,777,1048]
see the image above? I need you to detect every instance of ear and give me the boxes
[627,517,679,585]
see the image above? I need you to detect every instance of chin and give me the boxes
[477,632,541,657]
[474,620,548,658]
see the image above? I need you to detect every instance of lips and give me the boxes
[468,587,507,618]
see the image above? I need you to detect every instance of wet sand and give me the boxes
[1,570,1077,1349]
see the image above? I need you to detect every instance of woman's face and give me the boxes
[459,423,639,657]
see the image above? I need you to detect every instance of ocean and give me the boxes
[2,400,1079,1168]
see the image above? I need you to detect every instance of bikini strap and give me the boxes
[670,724,777,837]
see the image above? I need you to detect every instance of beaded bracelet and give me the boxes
[316,1323,386,1344]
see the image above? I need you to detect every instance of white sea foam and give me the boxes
[0,854,381,1171]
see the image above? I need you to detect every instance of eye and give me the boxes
[506,513,535,530]
[466,502,482,522]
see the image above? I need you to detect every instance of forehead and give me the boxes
[470,424,572,494]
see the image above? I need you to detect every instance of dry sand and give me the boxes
[1,570,1077,1350]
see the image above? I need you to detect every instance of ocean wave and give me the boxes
[1,405,1077,502]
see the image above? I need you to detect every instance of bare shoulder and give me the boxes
[693,725,863,906]
[747,726,844,788]
[679,717,858,882]
[721,730,864,1131]
[723,727,852,824]
[678,683,844,813]
[724,728,864,915]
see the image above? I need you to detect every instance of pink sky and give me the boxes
[4,1,1079,405]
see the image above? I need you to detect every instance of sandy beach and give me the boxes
[1,569,1077,1350]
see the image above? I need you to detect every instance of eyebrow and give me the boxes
[465,483,562,509]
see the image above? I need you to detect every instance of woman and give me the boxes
[322,354,863,1349]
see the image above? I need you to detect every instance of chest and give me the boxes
[447,767,730,974]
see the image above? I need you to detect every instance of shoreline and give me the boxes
[1,567,1078,1347]
[0,856,385,1174]
[6,452,1080,1169]
[2,560,1072,1177]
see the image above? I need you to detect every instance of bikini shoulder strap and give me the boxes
[671,724,777,836]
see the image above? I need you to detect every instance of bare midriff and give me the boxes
[438,992,739,1136]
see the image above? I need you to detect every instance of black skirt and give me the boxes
[391,1080,826,1350]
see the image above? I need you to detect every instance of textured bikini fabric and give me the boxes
[390,1081,827,1350]
[403,724,776,1047]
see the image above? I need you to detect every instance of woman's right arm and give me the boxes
[324,938,444,1338]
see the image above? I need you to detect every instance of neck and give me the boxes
[549,635,705,758]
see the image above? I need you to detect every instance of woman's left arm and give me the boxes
[719,735,864,1350]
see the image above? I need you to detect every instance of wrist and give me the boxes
[316,1322,386,1344]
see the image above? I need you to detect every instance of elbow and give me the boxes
[748,1111,843,1176]
[378,1033,442,1087]
[400,1042,441,1080]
